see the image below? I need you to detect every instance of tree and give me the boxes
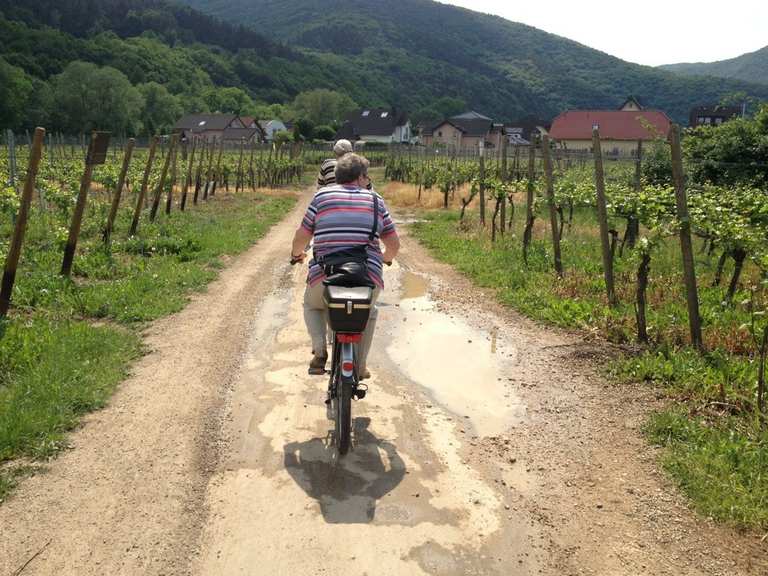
[719,92,760,117]
[138,82,182,135]
[273,130,292,146]
[52,61,143,134]
[313,125,336,141]
[292,89,356,126]
[411,106,442,127]
[412,96,467,128]
[203,86,255,115]
[433,96,466,119]
[293,118,314,141]
[0,56,33,130]
[254,102,292,122]
[684,104,768,187]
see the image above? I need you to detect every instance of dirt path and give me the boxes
[1,191,765,575]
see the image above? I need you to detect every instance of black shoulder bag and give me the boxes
[320,191,379,287]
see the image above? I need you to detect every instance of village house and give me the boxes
[259,119,288,142]
[335,108,412,144]
[221,127,261,144]
[173,114,247,142]
[421,111,504,151]
[689,105,742,128]
[504,116,550,146]
[618,96,644,112]
[548,99,672,156]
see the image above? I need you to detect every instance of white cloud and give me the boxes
[439,0,768,66]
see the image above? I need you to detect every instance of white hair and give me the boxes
[333,139,354,156]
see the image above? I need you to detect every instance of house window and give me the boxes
[697,116,706,125]
[362,110,370,117]
[381,112,389,118]
[704,117,712,124]
[438,131,442,137]
[714,117,723,125]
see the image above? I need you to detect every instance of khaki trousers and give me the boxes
[303,282,380,372]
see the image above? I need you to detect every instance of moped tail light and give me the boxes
[337,334,363,343]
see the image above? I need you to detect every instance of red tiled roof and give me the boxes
[549,110,672,141]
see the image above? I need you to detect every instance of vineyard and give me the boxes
[383,130,768,528]
[0,128,325,494]
[2,119,768,531]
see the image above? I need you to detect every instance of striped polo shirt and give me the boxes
[301,185,397,288]
[317,158,337,187]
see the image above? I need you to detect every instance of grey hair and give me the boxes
[335,153,369,184]
[333,139,354,157]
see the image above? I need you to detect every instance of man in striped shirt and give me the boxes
[316,139,354,188]
[292,153,400,378]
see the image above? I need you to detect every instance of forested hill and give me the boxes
[2,0,767,134]
[0,0,288,57]
[659,46,768,86]
[0,0,366,132]
[181,0,768,123]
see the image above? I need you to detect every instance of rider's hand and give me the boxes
[291,252,307,264]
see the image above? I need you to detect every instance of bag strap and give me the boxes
[369,192,379,241]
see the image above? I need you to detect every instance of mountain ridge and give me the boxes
[180,0,768,122]
[659,46,768,86]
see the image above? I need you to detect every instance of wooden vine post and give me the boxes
[181,138,196,211]
[193,138,206,204]
[61,131,110,277]
[165,137,179,216]
[541,136,563,278]
[500,135,508,235]
[236,138,245,192]
[669,124,704,351]
[203,139,215,200]
[1,127,45,317]
[211,139,224,197]
[130,136,159,236]
[592,129,618,307]
[522,140,537,264]
[103,138,135,246]
[248,141,256,190]
[636,251,651,343]
[479,142,486,226]
[150,134,178,221]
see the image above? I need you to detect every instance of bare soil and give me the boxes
[1,190,765,575]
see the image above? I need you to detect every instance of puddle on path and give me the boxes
[386,274,524,438]
[400,271,429,300]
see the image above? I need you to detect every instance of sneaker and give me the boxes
[308,355,327,375]
[354,383,368,400]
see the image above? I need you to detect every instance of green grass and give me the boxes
[647,411,768,528]
[407,206,768,530]
[0,318,141,461]
[0,190,296,497]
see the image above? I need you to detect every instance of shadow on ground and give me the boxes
[283,417,406,524]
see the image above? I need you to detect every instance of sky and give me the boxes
[440,0,768,67]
